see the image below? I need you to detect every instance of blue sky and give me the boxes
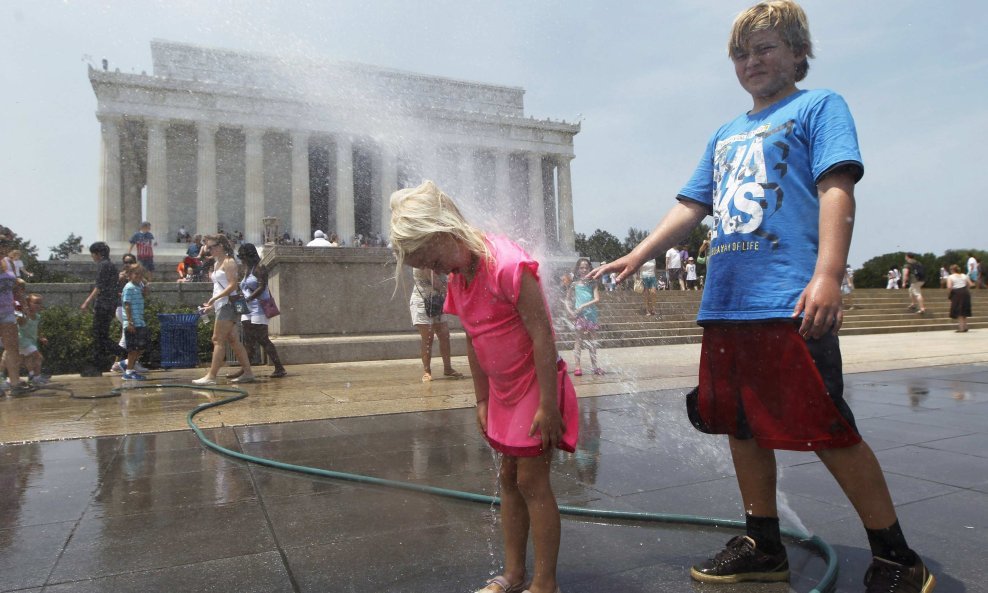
[1,0,984,266]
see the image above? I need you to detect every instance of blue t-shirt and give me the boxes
[678,89,863,322]
[121,282,146,327]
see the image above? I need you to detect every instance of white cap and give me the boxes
[313,230,326,239]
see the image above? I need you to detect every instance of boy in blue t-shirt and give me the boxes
[121,265,148,380]
[596,2,933,592]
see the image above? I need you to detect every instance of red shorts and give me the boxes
[686,322,861,451]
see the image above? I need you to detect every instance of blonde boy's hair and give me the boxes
[389,180,490,275]
[729,0,814,82]
[128,264,146,279]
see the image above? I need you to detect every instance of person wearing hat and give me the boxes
[306,230,333,247]
[685,256,699,290]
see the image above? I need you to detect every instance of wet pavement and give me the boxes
[1,333,987,592]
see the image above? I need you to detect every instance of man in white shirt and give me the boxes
[665,246,685,290]
[306,230,333,247]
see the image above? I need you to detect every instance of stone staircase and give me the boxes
[271,287,987,364]
[552,288,988,350]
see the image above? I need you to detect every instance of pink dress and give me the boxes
[446,235,579,457]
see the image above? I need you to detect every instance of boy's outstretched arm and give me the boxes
[793,169,857,339]
[592,200,708,283]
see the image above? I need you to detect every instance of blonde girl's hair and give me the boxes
[389,180,490,275]
[729,0,814,82]
[204,234,234,256]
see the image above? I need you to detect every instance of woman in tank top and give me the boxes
[193,234,254,385]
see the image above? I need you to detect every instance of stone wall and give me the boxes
[26,281,212,309]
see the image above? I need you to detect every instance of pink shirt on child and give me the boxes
[446,235,579,456]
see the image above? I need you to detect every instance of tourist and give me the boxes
[5,249,33,279]
[127,221,156,280]
[409,267,461,382]
[841,264,855,309]
[885,267,896,289]
[193,234,254,385]
[120,264,149,380]
[939,265,949,288]
[903,253,926,314]
[594,2,934,591]
[640,257,658,315]
[236,243,287,379]
[946,264,974,332]
[565,257,603,376]
[14,293,48,385]
[685,256,699,290]
[0,240,27,394]
[80,241,127,377]
[306,230,333,247]
[665,245,684,290]
[111,253,149,374]
[391,180,578,593]
[968,254,980,286]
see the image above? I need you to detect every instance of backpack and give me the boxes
[910,262,926,282]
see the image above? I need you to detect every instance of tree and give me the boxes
[49,233,84,261]
[578,229,625,264]
[623,227,648,253]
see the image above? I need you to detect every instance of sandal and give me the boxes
[573,369,583,377]
[224,369,244,380]
[592,368,606,375]
[474,576,526,593]
[443,369,464,379]
[422,372,432,383]
[270,369,288,378]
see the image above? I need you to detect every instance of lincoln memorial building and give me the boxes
[90,40,580,252]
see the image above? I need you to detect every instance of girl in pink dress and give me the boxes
[391,180,578,593]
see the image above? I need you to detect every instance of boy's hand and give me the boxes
[793,274,843,339]
[476,400,488,434]
[126,324,135,334]
[592,253,644,285]
[529,402,564,452]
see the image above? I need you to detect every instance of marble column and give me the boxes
[196,122,219,237]
[97,115,122,242]
[290,130,311,241]
[542,159,558,248]
[494,149,510,218]
[335,135,355,244]
[556,156,575,252]
[527,152,546,243]
[146,119,169,241]
[459,147,475,203]
[379,143,398,239]
[245,128,265,244]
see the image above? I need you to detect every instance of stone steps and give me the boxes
[272,288,987,363]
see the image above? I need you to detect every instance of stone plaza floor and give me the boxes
[0,332,986,592]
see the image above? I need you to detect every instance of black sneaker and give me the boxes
[864,556,936,593]
[690,535,789,583]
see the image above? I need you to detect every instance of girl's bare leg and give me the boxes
[587,329,599,371]
[516,454,560,593]
[227,325,253,376]
[416,325,434,378]
[497,456,529,587]
[572,330,584,372]
[435,322,455,374]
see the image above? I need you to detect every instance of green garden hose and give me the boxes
[81,384,839,593]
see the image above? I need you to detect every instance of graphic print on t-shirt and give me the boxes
[711,120,793,249]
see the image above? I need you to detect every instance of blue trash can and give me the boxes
[158,313,200,369]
